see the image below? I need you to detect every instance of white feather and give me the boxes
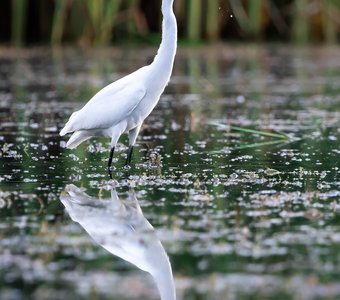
[60,68,148,135]
[59,0,177,171]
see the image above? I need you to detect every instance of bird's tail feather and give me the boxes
[66,131,92,149]
[60,126,69,136]
[60,111,80,136]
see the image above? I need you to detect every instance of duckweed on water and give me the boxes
[0,46,339,299]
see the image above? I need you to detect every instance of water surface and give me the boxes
[0,45,339,299]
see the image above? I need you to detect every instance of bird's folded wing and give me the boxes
[61,83,146,134]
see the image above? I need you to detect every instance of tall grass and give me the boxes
[293,0,309,43]
[4,0,340,46]
[11,0,28,46]
[206,0,220,41]
[51,0,69,44]
[187,0,202,42]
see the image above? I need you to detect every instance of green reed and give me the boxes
[187,0,202,41]
[11,0,28,46]
[248,0,262,38]
[5,0,340,46]
[51,0,123,45]
[293,0,309,43]
[206,0,220,41]
[51,0,69,44]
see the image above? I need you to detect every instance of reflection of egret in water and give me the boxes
[60,184,176,300]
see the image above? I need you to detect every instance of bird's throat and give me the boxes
[151,0,177,79]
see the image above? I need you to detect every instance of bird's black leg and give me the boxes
[126,146,134,166]
[108,147,115,179]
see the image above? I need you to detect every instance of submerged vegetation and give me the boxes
[0,45,339,299]
[1,0,340,46]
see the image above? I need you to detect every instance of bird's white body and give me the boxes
[60,0,177,153]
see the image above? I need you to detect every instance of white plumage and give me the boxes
[60,0,177,178]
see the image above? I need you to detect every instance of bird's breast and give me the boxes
[132,93,161,120]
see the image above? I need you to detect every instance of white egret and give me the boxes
[60,0,177,178]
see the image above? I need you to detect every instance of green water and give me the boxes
[0,45,339,300]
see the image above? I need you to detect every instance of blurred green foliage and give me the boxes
[1,0,339,46]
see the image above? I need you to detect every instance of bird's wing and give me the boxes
[60,77,147,135]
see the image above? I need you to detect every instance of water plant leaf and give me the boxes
[230,126,289,139]
[207,120,289,139]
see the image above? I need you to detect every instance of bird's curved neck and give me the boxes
[151,256,176,300]
[151,0,177,77]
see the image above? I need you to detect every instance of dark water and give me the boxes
[0,45,339,300]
